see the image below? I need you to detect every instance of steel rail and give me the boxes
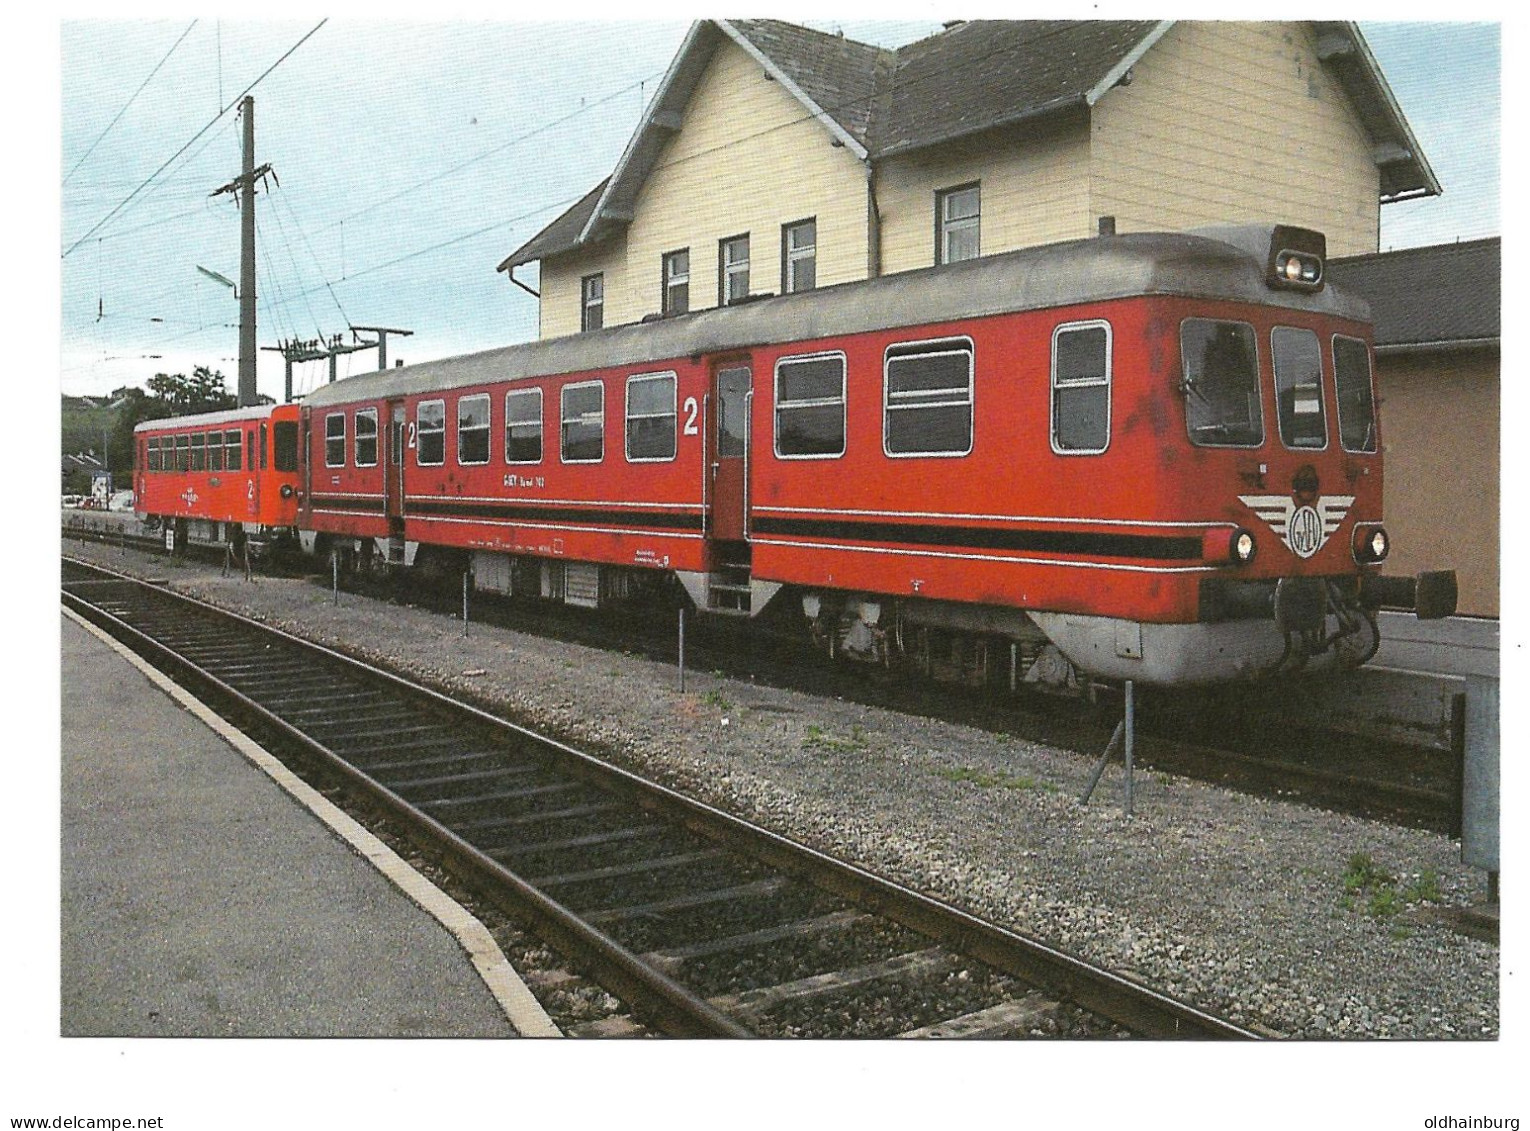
[63,558,1259,1039]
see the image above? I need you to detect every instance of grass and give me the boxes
[801,724,867,753]
[1340,852,1441,920]
[703,689,733,713]
[936,766,1056,792]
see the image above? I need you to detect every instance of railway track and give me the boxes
[62,556,1256,1040]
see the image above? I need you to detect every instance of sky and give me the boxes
[56,16,1501,405]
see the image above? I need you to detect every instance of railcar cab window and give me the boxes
[1052,322,1112,454]
[1332,336,1378,453]
[1181,319,1263,447]
[325,413,347,468]
[147,437,161,472]
[626,372,678,462]
[884,339,973,457]
[506,389,543,463]
[273,419,300,472]
[225,429,242,471]
[458,394,491,465]
[775,353,846,458]
[1271,327,1328,449]
[561,381,605,463]
[663,250,690,315]
[417,400,446,466]
[354,409,379,467]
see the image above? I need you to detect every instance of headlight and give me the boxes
[1353,524,1389,564]
[1232,528,1257,565]
[280,484,295,499]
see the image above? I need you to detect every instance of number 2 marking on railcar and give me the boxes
[683,397,700,436]
[407,421,418,449]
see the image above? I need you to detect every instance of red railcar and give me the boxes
[298,224,1451,685]
[134,403,302,555]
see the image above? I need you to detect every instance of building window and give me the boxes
[774,353,846,459]
[581,273,604,332]
[505,388,543,464]
[884,339,974,457]
[1332,336,1378,453]
[626,372,677,462]
[561,381,604,463]
[1051,322,1112,454]
[719,235,750,306]
[417,400,445,466]
[225,429,242,471]
[663,249,690,315]
[1272,326,1328,450]
[354,409,379,467]
[325,413,347,467]
[937,183,980,264]
[457,393,491,465]
[782,219,816,294]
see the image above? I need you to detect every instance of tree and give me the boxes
[106,367,237,477]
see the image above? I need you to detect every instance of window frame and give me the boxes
[456,392,492,467]
[504,387,543,465]
[325,412,347,468]
[581,273,604,332]
[773,350,847,461]
[224,429,242,471]
[882,336,975,459]
[190,432,206,472]
[209,430,225,472]
[147,437,161,473]
[354,407,379,468]
[416,399,446,467]
[936,182,981,265]
[560,380,606,464]
[662,248,690,315]
[624,371,679,463]
[719,234,750,306]
[1271,325,1330,452]
[1050,320,1114,456]
[781,218,817,295]
[1331,334,1379,454]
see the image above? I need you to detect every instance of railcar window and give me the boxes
[209,431,225,472]
[147,437,160,473]
[626,373,677,462]
[1181,319,1263,447]
[225,429,242,471]
[458,394,491,465]
[884,341,973,457]
[325,413,347,468]
[1052,322,1111,454]
[354,409,378,467]
[561,382,605,463]
[417,401,445,466]
[176,434,190,471]
[775,354,846,458]
[190,432,206,472]
[1333,336,1378,453]
[1272,327,1328,449]
[274,421,300,471]
[506,389,543,464]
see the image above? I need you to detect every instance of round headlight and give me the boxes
[1233,528,1257,564]
[280,483,295,499]
[1353,525,1389,564]
[1368,528,1388,561]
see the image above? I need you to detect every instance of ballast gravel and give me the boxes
[67,539,1499,1039]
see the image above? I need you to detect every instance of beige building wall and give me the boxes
[876,117,1093,275]
[1377,350,1499,617]
[538,38,870,338]
[1090,22,1381,257]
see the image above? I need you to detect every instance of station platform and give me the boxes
[60,611,557,1037]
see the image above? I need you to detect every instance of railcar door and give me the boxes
[385,400,406,524]
[709,362,752,542]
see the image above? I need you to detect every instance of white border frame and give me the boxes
[883,336,975,459]
[560,379,606,465]
[625,371,679,464]
[773,350,847,461]
[1050,320,1113,457]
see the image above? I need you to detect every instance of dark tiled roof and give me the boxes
[871,20,1161,156]
[498,178,609,271]
[1328,238,1500,349]
[727,20,891,152]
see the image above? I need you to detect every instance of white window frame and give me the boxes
[560,380,605,464]
[505,387,544,465]
[625,371,678,463]
[1050,320,1113,456]
[325,413,348,468]
[224,429,242,471]
[353,408,379,468]
[783,218,816,294]
[417,399,446,467]
[456,393,492,466]
[581,273,604,332]
[719,235,750,306]
[663,249,690,315]
[773,351,847,461]
[937,183,980,265]
[882,337,975,459]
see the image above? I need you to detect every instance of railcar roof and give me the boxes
[134,403,286,434]
[308,229,1371,408]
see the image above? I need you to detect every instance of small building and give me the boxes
[1328,239,1500,617]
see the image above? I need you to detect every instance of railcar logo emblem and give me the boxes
[1238,494,1354,559]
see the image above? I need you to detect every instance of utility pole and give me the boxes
[350,325,414,371]
[212,96,273,408]
[264,334,374,402]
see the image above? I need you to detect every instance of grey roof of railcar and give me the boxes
[314,229,1370,408]
[134,403,283,434]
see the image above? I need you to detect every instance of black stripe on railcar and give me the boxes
[404,498,705,532]
[751,516,1203,562]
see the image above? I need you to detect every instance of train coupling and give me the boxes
[1360,570,1458,620]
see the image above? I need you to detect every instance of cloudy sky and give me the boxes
[58,18,1500,404]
